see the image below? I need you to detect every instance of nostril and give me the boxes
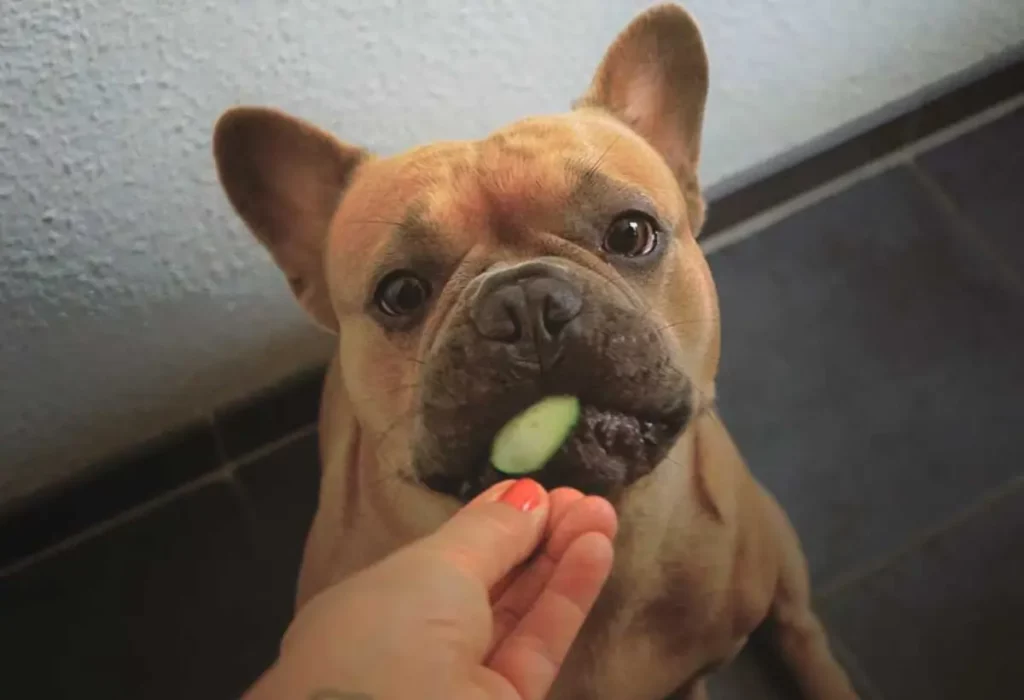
[499,300,523,342]
[472,285,526,342]
[542,297,571,337]
[540,286,583,339]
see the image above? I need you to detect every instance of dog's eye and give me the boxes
[375,271,432,317]
[603,212,659,257]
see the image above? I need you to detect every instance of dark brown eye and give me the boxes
[603,212,659,257]
[375,271,431,317]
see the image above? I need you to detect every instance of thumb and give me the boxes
[418,479,550,589]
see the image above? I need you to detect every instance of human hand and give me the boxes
[245,478,618,700]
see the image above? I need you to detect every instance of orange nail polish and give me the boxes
[499,478,544,512]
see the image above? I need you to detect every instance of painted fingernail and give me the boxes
[499,478,544,512]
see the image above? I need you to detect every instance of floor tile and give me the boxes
[821,483,1024,700]
[706,646,796,700]
[705,624,877,700]
[236,430,321,634]
[709,165,1024,585]
[0,483,277,700]
[213,364,325,460]
[0,423,221,568]
[917,105,1024,275]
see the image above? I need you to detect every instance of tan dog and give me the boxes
[213,5,858,699]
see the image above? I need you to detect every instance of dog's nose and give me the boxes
[471,262,583,366]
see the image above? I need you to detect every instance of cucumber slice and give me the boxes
[490,395,580,475]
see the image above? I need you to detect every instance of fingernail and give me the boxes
[473,480,516,505]
[499,478,544,512]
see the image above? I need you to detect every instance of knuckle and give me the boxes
[507,630,561,672]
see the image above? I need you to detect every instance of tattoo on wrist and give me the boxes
[309,691,373,700]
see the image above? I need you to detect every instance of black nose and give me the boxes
[470,262,584,367]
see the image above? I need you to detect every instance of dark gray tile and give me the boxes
[705,624,876,700]
[0,483,278,700]
[821,484,1024,700]
[917,105,1024,274]
[706,647,795,700]
[213,365,325,460]
[0,423,222,568]
[237,430,321,633]
[709,166,1024,585]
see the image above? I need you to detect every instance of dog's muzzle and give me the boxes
[414,259,695,502]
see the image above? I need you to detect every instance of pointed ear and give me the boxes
[576,4,709,230]
[213,107,368,332]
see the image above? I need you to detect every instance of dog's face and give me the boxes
[214,4,719,504]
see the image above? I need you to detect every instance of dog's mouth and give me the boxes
[421,396,692,503]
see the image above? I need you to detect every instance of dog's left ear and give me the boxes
[577,4,709,230]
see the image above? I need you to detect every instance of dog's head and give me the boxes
[214,4,719,505]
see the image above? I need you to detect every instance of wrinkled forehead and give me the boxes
[326,112,682,282]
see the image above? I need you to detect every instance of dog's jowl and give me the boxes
[213,4,859,699]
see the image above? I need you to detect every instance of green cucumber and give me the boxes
[490,395,580,475]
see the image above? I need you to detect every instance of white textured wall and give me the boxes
[1,0,1021,507]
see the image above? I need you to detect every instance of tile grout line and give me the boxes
[0,469,231,579]
[0,423,317,580]
[827,633,888,700]
[815,471,1024,602]
[207,411,231,467]
[701,93,1024,257]
[906,160,1024,301]
[223,423,318,475]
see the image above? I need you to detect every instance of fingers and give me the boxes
[546,495,618,558]
[489,550,557,653]
[547,487,585,531]
[419,479,550,590]
[489,487,586,603]
[487,532,615,700]
[409,477,618,700]
[488,494,618,646]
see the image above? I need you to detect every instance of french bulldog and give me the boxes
[213,4,858,699]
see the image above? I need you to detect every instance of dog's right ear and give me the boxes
[213,107,368,333]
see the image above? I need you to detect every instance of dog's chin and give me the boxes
[421,398,692,504]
